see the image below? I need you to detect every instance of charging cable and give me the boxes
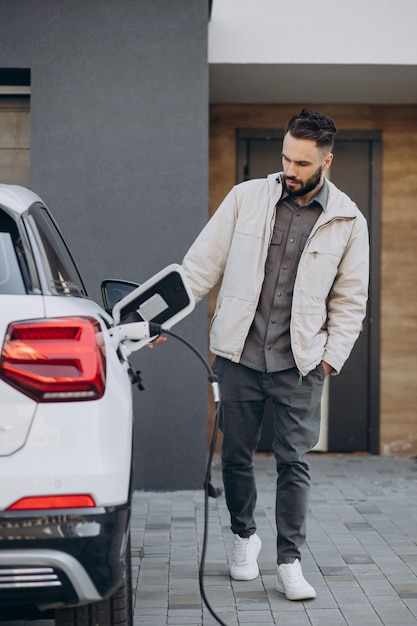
[148,324,229,626]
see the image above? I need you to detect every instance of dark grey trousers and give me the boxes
[212,357,325,564]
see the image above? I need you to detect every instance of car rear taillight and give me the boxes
[7,494,96,510]
[0,317,106,402]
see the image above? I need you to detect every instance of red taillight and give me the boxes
[7,494,96,510]
[0,317,106,402]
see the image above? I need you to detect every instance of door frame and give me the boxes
[237,128,381,454]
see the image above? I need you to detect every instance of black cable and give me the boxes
[199,401,228,626]
[154,326,229,626]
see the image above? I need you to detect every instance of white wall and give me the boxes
[209,0,417,65]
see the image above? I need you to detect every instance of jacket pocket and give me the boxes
[297,243,346,301]
[309,243,345,258]
[210,295,253,357]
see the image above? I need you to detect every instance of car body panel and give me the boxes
[0,184,42,215]
[0,393,133,509]
[0,380,36,455]
[0,295,45,455]
[0,294,134,509]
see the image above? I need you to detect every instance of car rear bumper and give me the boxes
[0,502,130,609]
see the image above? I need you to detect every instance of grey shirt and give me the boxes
[240,180,328,372]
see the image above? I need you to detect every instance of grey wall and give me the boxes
[0,0,209,490]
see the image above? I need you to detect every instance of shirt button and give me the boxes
[283,264,288,270]
[267,346,272,350]
[289,238,294,243]
[271,319,277,324]
[277,292,282,297]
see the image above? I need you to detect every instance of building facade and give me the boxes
[209,0,417,456]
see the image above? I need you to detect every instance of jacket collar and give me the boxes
[269,172,357,219]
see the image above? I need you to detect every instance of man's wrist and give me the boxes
[321,361,334,376]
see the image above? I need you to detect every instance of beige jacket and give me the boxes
[182,173,369,376]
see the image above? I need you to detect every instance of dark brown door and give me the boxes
[237,129,381,453]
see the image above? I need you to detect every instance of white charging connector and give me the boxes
[108,321,152,352]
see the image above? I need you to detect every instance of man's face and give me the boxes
[282,132,333,200]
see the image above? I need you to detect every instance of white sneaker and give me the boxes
[276,559,316,600]
[229,533,262,581]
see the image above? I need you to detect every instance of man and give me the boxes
[182,109,369,600]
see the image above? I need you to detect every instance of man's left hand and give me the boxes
[147,336,167,348]
[321,361,333,377]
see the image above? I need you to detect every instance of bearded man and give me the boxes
[182,108,369,600]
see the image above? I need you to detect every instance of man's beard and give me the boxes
[284,166,323,198]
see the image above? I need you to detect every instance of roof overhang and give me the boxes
[209,63,417,104]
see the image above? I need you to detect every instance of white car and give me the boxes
[0,184,193,624]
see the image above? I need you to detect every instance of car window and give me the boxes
[0,231,26,294]
[25,205,87,297]
[0,208,38,294]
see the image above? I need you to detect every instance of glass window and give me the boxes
[25,205,87,297]
[0,208,37,294]
[0,231,26,294]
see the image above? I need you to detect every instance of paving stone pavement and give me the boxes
[2,453,417,625]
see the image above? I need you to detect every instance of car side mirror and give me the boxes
[101,279,139,314]
[108,264,195,328]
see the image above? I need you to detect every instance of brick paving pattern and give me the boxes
[2,454,417,625]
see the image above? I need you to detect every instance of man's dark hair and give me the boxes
[285,108,337,152]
